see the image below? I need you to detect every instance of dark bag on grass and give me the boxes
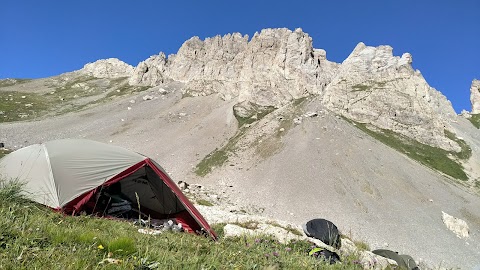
[309,247,341,264]
[372,249,419,270]
[303,219,341,249]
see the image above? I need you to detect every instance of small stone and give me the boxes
[158,88,168,94]
[129,100,136,104]
[143,95,154,101]
[303,112,318,118]
[279,128,285,132]
[127,107,132,110]
[21,96,26,99]
[293,117,302,125]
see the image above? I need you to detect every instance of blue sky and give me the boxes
[1,1,478,112]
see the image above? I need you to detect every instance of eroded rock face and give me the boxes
[129,53,168,86]
[322,42,459,151]
[81,29,461,152]
[470,79,480,114]
[81,58,134,78]
[133,28,339,108]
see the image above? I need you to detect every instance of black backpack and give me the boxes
[303,219,341,249]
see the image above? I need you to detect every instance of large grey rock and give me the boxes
[81,58,134,78]
[470,79,480,114]
[441,211,469,238]
[322,42,459,151]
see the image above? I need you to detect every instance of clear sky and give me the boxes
[1,1,478,112]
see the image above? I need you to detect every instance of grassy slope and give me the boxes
[0,181,365,270]
[468,114,480,129]
[0,76,149,123]
[350,121,470,181]
[0,149,11,159]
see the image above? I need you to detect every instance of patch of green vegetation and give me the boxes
[105,78,150,99]
[196,105,278,176]
[375,81,387,87]
[0,75,151,123]
[444,130,472,160]
[0,149,11,159]
[352,84,371,92]
[196,199,214,206]
[0,91,51,122]
[292,96,308,107]
[353,240,370,251]
[195,147,230,177]
[235,221,260,230]
[54,75,98,99]
[475,180,480,189]
[233,104,276,128]
[0,78,32,88]
[468,114,480,129]
[349,120,469,181]
[0,180,368,269]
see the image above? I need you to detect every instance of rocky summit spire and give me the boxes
[470,79,480,114]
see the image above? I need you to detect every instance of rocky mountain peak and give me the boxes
[78,28,461,152]
[470,79,480,114]
[81,58,134,78]
[322,42,459,151]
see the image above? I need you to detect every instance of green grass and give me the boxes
[0,149,12,159]
[350,120,470,181]
[0,180,367,269]
[0,91,51,122]
[195,147,230,177]
[353,241,370,251]
[468,114,480,129]
[196,199,214,207]
[0,76,151,123]
[351,84,370,92]
[233,104,276,128]
[195,105,277,176]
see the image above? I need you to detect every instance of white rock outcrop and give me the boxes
[322,42,459,151]
[441,211,469,238]
[131,28,339,108]
[81,58,134,78]
[81,29,463,153]
[470,79,480,114]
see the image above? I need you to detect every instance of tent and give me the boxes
[0,139,217,240]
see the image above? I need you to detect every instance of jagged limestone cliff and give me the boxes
[322,42,459,151]
[79,28,462,153]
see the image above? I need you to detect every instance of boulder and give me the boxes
[442,211,469,238]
